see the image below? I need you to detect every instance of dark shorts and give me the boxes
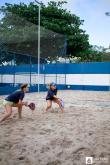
[46,98,53,101]
[46,96,57,101]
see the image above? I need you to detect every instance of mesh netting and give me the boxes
[0,11,67,89]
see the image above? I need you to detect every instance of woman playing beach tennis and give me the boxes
[0,84,30,123]
[45,82,64,113]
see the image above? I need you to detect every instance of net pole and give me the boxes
[0,53,2,83]
[38,5,41,92]
[30,56,32,87]
[108,73,110,91]
[13,53,15,87]
[38,4,41,93]
[64,36,67,86]
[35,0,41,93]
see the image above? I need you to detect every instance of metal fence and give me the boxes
[0,51,67,94]
[0,10,67,94]
[0,58,110,95]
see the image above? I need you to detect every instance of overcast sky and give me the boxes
[0,0,110,47]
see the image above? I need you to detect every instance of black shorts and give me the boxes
[46,98,54,101]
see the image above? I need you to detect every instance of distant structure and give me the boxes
[105,44,110,53]
[92,45,104,52]
[105,12,110,52]
[105,12,110,16]
[92,44,110,53]
[103,44,110,53]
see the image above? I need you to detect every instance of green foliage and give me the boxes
[0,1,103,62]
[101,52,110,61]
[77,49,103,62]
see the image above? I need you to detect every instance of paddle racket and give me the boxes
[28,102,36,111]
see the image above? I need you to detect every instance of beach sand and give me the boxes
[0,90,110,165]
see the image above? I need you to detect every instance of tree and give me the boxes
[0,1,102,62]
[0,4,65,63]
[102,52,110,61]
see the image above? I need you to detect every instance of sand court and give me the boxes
[0,90,110,165]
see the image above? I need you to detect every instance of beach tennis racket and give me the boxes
[60,100,64,108]
[28,102,36,111]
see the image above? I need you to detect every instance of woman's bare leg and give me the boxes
[0,104,12,123]
[12,104,23,119]
[18,105,22,119]
[45,100,52,112]
[53,98,64,113]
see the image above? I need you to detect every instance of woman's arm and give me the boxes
[18,100,28,106]
[53,95,59,99]
[17,100,28,119]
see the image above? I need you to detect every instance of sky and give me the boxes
[0,0,110,47]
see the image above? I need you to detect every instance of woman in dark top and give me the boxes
[45,82,64,113]
[0,84,28,123]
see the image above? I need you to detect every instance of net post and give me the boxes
[30,55,32,87]
[35,0,41,93]
[13,53,16,87]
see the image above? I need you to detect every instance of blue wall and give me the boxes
[0,62,110,75]
[0,62,110,95]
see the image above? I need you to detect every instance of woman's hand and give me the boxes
[18,100,28,106]
[23,102,28,106]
